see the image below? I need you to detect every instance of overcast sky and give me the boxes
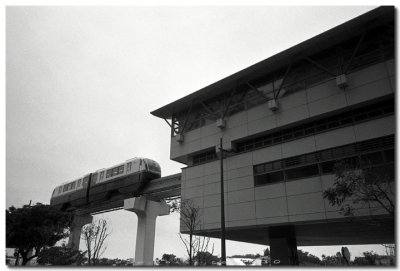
[6,5,389,261]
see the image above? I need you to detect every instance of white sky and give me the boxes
[5,4,393,262]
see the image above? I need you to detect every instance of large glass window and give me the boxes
[254,171,284,186]
[235,99,394,154]
[286,164,319,180]
[253,135,394,187]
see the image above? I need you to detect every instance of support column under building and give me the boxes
[269,225,298,266]
[68,214,93,251]
[124,196,170,266]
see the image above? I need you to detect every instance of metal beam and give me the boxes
[276,61,292,99]
[246,82,269,100]
[221,87,237,119]
[304,55,336,77]
[179,101,194,134]
[343,30,367,74]
[199,101,218,119]
[163,118,173,129]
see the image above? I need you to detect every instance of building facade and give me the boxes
[152,7,395,264]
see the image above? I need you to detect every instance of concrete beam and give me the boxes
[124,196,170,266]
[68,214,93,251]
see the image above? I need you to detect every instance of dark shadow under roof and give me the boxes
[151,6,393,119]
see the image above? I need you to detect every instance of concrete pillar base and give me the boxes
[124,196,170,266]
[68,214,93,251]
[269,226,298,266]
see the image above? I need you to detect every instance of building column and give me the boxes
[124,196,170,266]
[269,225,298,266]
[68,214,93,251]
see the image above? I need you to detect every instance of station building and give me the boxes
[152,7,395,265]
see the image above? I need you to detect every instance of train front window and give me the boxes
[83,177,89,186]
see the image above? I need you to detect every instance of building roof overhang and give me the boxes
[151,6,393,119]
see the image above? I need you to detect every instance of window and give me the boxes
[119,166,124,174]
[320,160,336,174]
[71,182,76,189]
[234,99,394,155]
[112,167,119,176]
[83,176,89,186]
[384,149,394,162]
[100,171,104,180]
[63,184,68,192]
[286,164,319,180]
[127,162,132,172]
[58,187,62,193]
[106,170,112,178]
[78,179,82,187]
[192,150,217,165]
[254,164,265,174]
[253,136,394,187]
[92,173,98,184]
[254,171,284,186]
[361,151,384,166]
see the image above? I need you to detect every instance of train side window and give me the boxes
[63,184,68,192]
[92,173,98,184]
[106,170,112,178]
[100,171,104,180]
[112,167,118,176]
[127,162,132,172]
[77,179,82,187]
[71,182,76,189]
[58,187,62,193]
[119,165,124,174]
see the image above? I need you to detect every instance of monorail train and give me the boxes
[50,157,161,210]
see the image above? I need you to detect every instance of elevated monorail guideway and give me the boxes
[49,157,181,266]
[74,173,181,216]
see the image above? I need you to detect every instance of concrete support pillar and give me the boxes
[124,196,170,266]
[269,226,298,266]
[68,214,93,251]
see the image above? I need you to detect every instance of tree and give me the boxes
[6,203,73,265]
[161,253,184,266]
[168,198,214,266]
[81,218,112,265]
[194,251,219,266]
[353,251,379,265]
[320,252,344,266]
[37,245,84,265]
[323,161,394,218]
[297,249,321,265]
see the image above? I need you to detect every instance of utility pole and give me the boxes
[219,137,226,266]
